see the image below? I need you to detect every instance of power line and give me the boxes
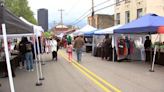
[71,0,125,25]
[70,8,91,24]
[94,0,111,8]
[70,0,111,25]
[65,0,81,16]
[95,0,124,13]
[72,12,91,25]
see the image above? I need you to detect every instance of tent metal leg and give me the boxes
[2,24,15,92]
[149,46,157,72]
[41,54,45,65]
[33,38,42,86]
[35,60,42,86]
[36,37,45,80]
[112,35,115,62]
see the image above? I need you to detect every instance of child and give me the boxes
[67,43,73,62]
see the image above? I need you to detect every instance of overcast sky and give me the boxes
[28,0,115,29]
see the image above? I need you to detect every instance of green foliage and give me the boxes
[5,0,37,24]
[43,31,54,38]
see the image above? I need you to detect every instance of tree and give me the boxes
[5,0,37,24]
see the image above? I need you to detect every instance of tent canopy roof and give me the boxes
[0,5,33,35]
[114,14,164,34]
[73,25,96,36]
[19,17,44,36]
[84,29,100,36]
[94,25,122,35]
[78,25,96,33]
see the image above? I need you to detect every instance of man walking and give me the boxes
[73,35,85,62]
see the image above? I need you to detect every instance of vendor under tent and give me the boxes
[0,4,41,92]
[93,25,123,61]
[114,13,164,72]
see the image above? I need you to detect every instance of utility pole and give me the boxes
[58,9,64,26]
[91,0,95,27]
[91,0,94,17]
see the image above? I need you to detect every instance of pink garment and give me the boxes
[67,44,73,62]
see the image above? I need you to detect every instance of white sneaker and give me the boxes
[31,69,34,71]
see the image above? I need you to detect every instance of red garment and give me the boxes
[117,39,126,56]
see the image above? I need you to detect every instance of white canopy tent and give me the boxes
[56,33,64,39]
[94,25,123,35]
[73,25,97,36]
[19,17,44,36]
[19,17,45,82]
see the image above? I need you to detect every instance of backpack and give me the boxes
[26,42,32,51]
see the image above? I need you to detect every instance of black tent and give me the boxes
[0,5,33,34]
[0,4,33,92]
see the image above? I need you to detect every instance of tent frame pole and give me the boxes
[112,34,115,62]
[2,24,15,92]
[33,35,42,86]
[149,34,160,72]
[149,45,157,72]
[40,37,45,65]
[92,35,95,56]
[36,36,44,80]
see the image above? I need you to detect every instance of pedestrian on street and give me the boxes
[50,36,58,61]
[24,37,34,71]
[67,42,73,62]
[66,35,72,45]
[18,37,26,69]
[73,35,85,62]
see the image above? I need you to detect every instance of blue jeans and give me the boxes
[76,48,82,62]
[25,52,33,70]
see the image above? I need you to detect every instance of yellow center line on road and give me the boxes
[59,51,111,92]
[59,50,122,92]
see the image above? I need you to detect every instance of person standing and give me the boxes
[66,35,72,45]
[67,42,73,62]
[104,35,112,61]
[24,37,34,71]
[101,39,106,60]
[50,37,58,61]
[18,37,26,69]
[73,35,85,62]
[125,36,130,60]
[144,36,152,62]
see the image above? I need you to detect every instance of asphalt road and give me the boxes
[1,49,164,92]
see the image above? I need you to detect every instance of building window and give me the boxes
[125,0,130,3]
[125,11,130,23]
[116,13,120,24]
[116,0,120,5]
[137,8,143,18]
